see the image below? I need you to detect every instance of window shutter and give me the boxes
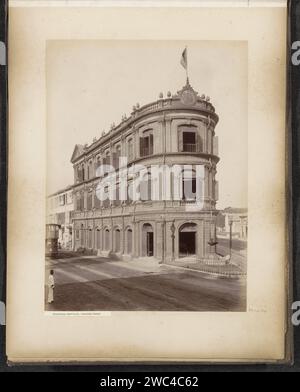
[140,137,144,157]
[150,134,154,155]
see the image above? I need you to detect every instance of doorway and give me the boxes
[179,223,197,257]
[147,232,154,257]
[142,223,154,257]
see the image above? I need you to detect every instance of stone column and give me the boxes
[155,220,165,262]
[120,217,125,255]
[135,221,140,257]
[165,220,175,262]
[134,128,139,159]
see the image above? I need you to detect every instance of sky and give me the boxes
[46,40,248,209]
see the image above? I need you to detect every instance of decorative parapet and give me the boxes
[71,81,218,163]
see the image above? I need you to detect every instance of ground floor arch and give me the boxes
[142,223,154,257]
[114,228,121,253]
[125,228,133,254]
[179,222,197,257]
[95,228,101,250]
[104,228,110,251]
[73,215,215,262]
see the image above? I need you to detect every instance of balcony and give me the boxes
[140,147,153,157]
[182,143,197,153]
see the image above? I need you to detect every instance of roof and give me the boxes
[70,80,218,164]
[222,207,248,214]
[47,184,74,198]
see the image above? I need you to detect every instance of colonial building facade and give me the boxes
[47,185,74,250]
[71,80,220,263]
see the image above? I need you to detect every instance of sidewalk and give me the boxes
[165,259,246,278]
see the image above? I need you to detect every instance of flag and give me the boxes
[180,47,187,70]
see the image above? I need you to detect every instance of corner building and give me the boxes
[71,80,220,263]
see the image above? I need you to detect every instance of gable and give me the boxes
[70,144,84,164]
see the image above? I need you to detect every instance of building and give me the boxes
[70,79,220,262]
[217,208,248,240]
[46,185,74,250]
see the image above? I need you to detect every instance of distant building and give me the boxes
[217,208,248,240]
[70,79,221,262]
[46,185,74,250]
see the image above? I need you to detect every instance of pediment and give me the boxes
[71,144,84,163]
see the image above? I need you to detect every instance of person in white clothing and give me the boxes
[48,270,55,304]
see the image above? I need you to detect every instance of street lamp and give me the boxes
[208,211,218,254]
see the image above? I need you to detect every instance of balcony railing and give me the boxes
[140,147,153,157]
[182,143,197,152]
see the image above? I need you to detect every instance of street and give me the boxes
[45,255,246,312]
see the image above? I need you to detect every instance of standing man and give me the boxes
[48,270,55,304]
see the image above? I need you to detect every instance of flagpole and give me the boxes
[186,46,189,82]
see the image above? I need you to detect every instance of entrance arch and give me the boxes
[104,228,110,251]
[179,223,197,257]
[126,228,133,254]
[142,223,154,257]
[95,228,101,250]
[114,228,121,253]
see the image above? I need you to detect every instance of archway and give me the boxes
[96,228,101,250]
[114,228,121,253]
[126,228,133,254]
[179,223,197,257]
[104,228,110,251]
[142,223,154,257]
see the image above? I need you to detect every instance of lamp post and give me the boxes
[208,211,218,255]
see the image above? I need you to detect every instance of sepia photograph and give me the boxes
[7,2,288,363]
[45,40,248,312]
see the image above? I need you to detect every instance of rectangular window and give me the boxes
[59,195,66,206]
[182,132,196,152]
[140,133,153,157]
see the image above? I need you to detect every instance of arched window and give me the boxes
[113,145,121,169]
[77,166,82,182]
[81,163,85,181]
[87,160,93,179]
[103,150,111,176]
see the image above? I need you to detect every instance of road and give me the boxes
[45,255,246,312]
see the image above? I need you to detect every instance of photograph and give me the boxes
[45,40,248,312]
